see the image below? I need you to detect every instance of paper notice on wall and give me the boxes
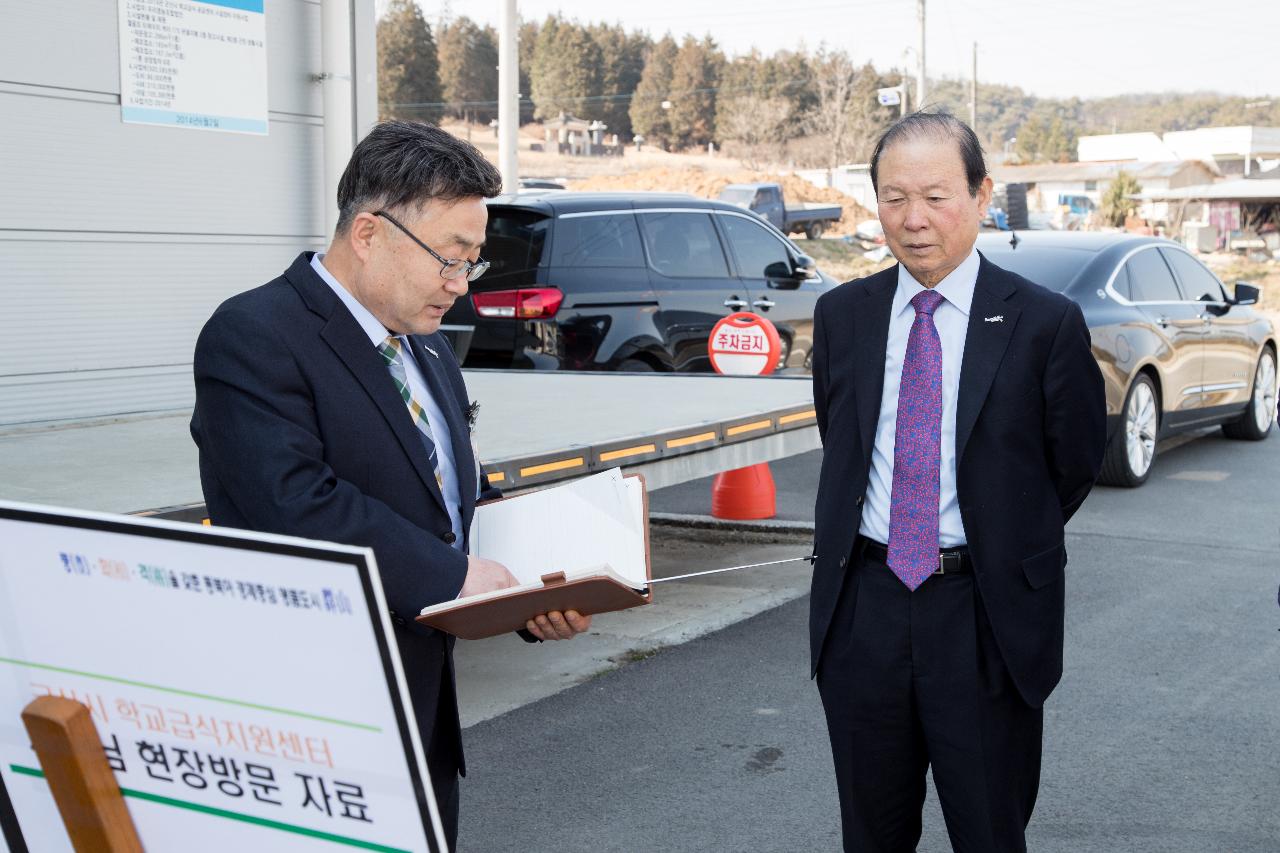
[117,0,269,135]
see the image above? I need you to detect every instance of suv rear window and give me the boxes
[484,207,548,276]
[551,213,644,268]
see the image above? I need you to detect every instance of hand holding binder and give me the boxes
[417,469,651,640]
[524,608,593,641]
[458,554,520,598]
[455,553,592,640]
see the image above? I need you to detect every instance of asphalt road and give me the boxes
[458,428,1280,852]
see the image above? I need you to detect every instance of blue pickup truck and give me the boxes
[718,182,844,240]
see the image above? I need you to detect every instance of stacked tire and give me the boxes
[1005,183,1029,231]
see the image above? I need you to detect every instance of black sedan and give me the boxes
[977,231,1277,487]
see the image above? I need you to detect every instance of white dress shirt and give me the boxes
[311,253,465,551]
[859,248,980,548]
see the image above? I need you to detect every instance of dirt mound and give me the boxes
[567,167,873,237]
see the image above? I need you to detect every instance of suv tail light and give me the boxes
[472,288,564,319]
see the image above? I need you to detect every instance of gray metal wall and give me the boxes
[0,0,358,425]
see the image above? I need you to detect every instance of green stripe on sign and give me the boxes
[0,657,380,732]
[9,765,411,853]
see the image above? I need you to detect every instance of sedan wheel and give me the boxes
[1222,349,1277,441]
[1099,374,1158,487]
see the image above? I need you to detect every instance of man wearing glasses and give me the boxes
[190,121,590,848]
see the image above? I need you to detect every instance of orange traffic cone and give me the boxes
[711,462,777,520]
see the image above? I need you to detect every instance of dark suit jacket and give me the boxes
[810,254,1106,709]
[190,251,497,772]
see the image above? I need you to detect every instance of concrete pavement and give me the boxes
[453,526,813,727]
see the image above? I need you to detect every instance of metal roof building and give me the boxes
[1079,126,1280,177]
[1131,178,1280,202]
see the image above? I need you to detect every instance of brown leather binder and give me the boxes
[415,473,652,640]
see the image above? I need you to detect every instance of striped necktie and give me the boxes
[377,336,444,490]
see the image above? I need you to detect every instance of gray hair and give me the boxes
[335,120,504,235]
[870,111,988,197]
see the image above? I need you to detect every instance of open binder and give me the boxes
[416,469,652,639]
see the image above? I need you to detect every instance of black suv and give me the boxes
[441,192,838,372]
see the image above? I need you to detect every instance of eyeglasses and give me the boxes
[373,211,490,282]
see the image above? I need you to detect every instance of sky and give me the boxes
[411,0,1280,101]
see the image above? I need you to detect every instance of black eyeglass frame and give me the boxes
[373,210,490,282]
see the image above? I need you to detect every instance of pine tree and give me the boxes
[517,19,539,123]
[529,16,602,121]
[588,24,650,141]
[770,50,817,125]
[1102,171,1142,227]
[629,35,678,149]
[438,16,498,124]
[1015,114,1077,163]
[716,51,765,136]
[668,36,722,149]
[377,0,442,122]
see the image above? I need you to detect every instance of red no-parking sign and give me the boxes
[708,312,782,376]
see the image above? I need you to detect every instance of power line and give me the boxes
[386,75,829,109]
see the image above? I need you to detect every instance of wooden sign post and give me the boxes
[21,697,142,852]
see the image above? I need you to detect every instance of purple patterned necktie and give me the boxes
[886,289,946,591]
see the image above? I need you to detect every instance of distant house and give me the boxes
[1131,178,1280,251]
[989,160,1220,222]
[1079,126,1280,177]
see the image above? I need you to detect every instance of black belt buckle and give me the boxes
[935,551,964,575]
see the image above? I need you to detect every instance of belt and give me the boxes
[857,536,972,575]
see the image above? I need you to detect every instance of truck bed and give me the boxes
[784,203,842,224]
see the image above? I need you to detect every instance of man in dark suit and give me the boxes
[190,121,590,849]
[810,113,1107,851]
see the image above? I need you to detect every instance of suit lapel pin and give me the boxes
[984,315,1004,323]
[424,344,439,358]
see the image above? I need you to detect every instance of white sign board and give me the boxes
[117,0,269,134]
[877,87,902,107]
[0,502,444,852]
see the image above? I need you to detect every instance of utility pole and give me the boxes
[970,42,977,132]
[916,0,926,108]
[497,0,518,194]
[320,0,354,239]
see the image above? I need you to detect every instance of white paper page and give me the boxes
[470,469,647,589]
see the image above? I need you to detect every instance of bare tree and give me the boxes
[718,95,791,169]
[804,48,858,169]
